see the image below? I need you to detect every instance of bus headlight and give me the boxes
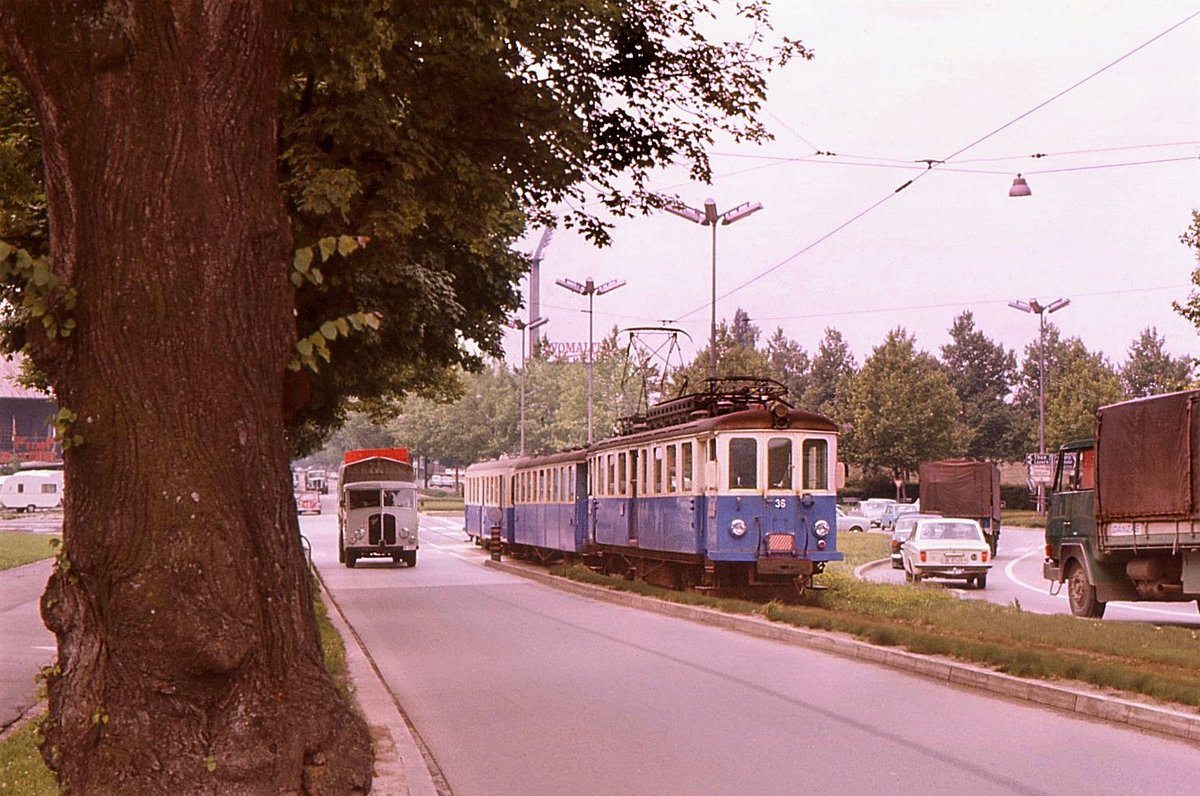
[352,528,365,543]
[813,520,830,538]
[729,519,747,538]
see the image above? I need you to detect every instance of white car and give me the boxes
[901,517,992,589]
[855,498,898,528]
[836,505,869,534]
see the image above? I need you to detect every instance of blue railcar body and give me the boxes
[464,385,844,594]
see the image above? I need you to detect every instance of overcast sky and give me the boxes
[504,1,1200,377]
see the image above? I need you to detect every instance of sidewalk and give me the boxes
[317,577,441,796]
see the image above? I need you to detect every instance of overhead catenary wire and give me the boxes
[669,8,1200,323]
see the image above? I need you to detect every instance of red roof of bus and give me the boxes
[342,448,410,465]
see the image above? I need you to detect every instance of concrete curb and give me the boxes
[316,578,441,796]
[485,559,1200,745]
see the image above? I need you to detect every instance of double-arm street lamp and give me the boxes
[664,198,762,380]
[509,315,549,456]
[556,276,625,444]
[1008,296,1070,513]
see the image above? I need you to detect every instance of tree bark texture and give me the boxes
[0,3,372,793]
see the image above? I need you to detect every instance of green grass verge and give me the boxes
[418,497,463,513]
[551,533,1200,709]
[0,720,55,796]
[0,533,59,572]
[0,579,356,794]
[1002,510,1044,528]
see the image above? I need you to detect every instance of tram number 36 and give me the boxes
[773,498,787,509]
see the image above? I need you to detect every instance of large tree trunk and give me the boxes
[0,4,372,793]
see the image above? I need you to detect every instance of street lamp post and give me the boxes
[555,276,625,444]
[664,198,762,380]
[1008,296,1070,514]
[508,315,548,455]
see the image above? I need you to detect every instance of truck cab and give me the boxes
[1044,390,1200,618]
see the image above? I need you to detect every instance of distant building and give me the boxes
[0,355,58,463]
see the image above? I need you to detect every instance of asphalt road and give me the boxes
[305,506,1200,796]
[864,526,1200,626]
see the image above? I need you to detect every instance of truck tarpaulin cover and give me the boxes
[918,460,1001,521]
[1095,390,1200,521]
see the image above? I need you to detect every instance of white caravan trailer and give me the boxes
[1,469,64,512]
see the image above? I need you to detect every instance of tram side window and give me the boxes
[681,442,694,491]
[640,449,649,495]
[618,452,628,496]
[653,446,664,494]
[728,438,758,490]
[767,438,793,490]
[802,439,829,490]
[607,455,616,497]
[666,445,678,493]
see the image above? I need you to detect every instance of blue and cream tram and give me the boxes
[464,380,845,595]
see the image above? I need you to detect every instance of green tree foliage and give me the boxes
[671,309,770,394]
[765,326,811,403]
[0,0,809,454]
[1016,326,1124,450]
[1120,326,1194,397]
[940,311,1027,461]
[842,329,965,481]
[801,327,857,422]
[1172,210,1200,330]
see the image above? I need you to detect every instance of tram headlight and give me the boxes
[813,520,830,538]
[729,519,747,538]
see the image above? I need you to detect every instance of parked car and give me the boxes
[901,517,992,588]
[856,498,898,528]
[889,513,942,569]
[837,505,869,534]
[879,501,920,533]
[295,490,322,515]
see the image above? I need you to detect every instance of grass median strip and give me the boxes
[0,533,59,572]
[551,534,1200,709]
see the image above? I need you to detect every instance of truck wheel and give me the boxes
[1066,562,1105,618]
[345,552,357,569]
[403,551,417,568]
[337,532,345,564]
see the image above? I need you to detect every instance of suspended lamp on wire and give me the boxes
[1009,174,1032,197]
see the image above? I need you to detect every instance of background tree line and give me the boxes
[311,307,1197,488]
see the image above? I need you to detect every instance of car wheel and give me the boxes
[26,505,35,514]
[851,524,864,533]
[975,574,987,589]
[1066,562,1105,618]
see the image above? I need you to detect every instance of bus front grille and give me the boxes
[368,514,397,545]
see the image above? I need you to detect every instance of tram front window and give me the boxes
[767,438,793,489]
[729,438,758,490]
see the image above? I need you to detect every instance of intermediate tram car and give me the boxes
[464,380,845,595]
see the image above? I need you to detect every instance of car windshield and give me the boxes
[917,522,980,541]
